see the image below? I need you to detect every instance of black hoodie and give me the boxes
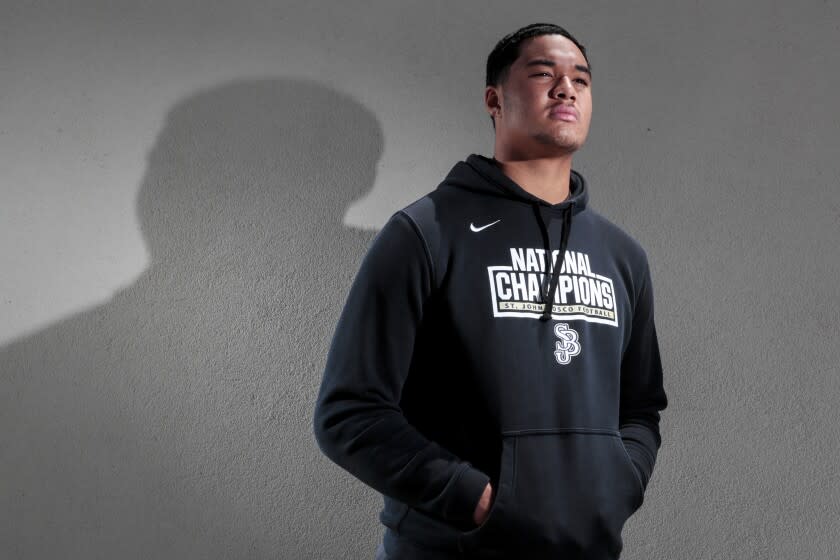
[313,154,668,559]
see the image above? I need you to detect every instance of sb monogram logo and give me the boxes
[553,322,581,365]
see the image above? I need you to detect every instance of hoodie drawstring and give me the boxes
[531,202,575,321]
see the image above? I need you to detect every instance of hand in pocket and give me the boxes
[472,482,496,526]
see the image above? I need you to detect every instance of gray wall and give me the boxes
[2,1,839,559]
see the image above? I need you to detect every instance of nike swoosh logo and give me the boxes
[470,219,501,232]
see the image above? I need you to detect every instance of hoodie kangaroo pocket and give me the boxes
[456,434,516,555]
[460,428,645,558]
[614,435,645,506]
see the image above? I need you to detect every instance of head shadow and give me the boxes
[1,77,385,558]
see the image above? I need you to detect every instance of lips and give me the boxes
[549,105,578,122]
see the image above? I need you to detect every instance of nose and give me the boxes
[552,76,576,100]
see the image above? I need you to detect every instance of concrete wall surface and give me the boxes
[2,1,839,558]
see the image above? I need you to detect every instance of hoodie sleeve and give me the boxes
[619,252,669,493]
[312,210,490,525]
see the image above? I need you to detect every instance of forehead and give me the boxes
[515,34,586,66]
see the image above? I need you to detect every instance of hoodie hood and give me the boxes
[440,153,590,322]
[444,153,589,214]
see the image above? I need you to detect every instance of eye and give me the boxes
[575,78,589,85]
[531,72,553,77]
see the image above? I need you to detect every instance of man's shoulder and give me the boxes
[390,187,455,242]
[365,188,438,251]
[396,192,436,223]
[584,208,650,265]
[396,184,458,222]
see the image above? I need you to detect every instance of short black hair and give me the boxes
[486,23,591,130]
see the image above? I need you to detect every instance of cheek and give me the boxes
[579,104,593,125]
[516,88,543,109]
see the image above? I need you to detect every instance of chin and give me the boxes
[534,132,584,153]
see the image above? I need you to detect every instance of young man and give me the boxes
[313,23,669,560]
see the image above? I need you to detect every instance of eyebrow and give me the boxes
[525,58,591,77]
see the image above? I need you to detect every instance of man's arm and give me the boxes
[312,210,489,525]
[619,252,669,492]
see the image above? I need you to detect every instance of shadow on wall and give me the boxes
[1,78,384,559]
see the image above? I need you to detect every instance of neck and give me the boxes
[490,152,573,205]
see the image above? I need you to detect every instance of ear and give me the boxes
[484,85,502,118]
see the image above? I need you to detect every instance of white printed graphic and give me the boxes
[487,247,619,327]
[553,322,581,364]
[470,219,501,232]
